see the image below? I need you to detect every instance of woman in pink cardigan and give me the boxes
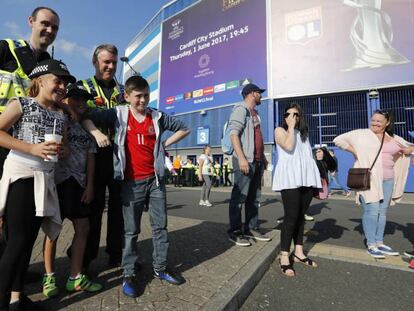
[334,110,413,258]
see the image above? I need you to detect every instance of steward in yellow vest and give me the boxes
[222,157,233,186]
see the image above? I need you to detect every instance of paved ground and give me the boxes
[24,185,414,310]
[241,257,414,311]
[26,190,278,310]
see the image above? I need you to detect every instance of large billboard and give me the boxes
[159,0,267,114]
[271,0,414,98]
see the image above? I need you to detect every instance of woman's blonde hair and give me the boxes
[28,77,41,97]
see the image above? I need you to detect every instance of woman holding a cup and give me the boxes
[0,59,75,310]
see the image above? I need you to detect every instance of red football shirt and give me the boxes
[124,110,156,181]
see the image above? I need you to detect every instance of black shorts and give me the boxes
[57,177,91,220]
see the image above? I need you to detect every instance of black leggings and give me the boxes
[280,187,314,252]
[0,178,42,308]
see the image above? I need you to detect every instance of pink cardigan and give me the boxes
[334,129,411,205]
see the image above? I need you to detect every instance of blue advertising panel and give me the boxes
[159,0,267,114]
[197,126,210,145]
[271,0,414,98]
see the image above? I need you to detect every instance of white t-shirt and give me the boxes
[199,154,213,175]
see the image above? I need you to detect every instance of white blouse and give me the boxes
[272,130,321,191]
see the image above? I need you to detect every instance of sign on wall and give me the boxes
[196,126,210,145]
[159,0,268,114]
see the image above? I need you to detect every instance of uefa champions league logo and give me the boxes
[168,18,184,40]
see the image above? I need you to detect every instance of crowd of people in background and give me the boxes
[0,5,413,311]
[167,150,234,191]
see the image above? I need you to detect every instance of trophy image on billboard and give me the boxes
[344,0,410,70]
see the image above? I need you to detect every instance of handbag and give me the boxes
[347,133,385,191]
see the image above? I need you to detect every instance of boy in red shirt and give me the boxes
[84,76,190,298]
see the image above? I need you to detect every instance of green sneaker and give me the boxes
[42,274,59,297]
[66,274,103,292]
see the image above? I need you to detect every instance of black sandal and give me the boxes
[290,253,317,268]
[278,258,295,277]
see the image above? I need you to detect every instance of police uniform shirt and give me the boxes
[0,40,50,73]
[93,76,117,102]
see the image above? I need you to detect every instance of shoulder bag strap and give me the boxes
[369,133,385,171]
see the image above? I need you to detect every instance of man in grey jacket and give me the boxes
[227,83,271,246]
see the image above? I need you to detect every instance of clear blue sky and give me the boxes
[1,0,172,81]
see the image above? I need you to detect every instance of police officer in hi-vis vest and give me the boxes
[79,44,125,269]
[0,6,60,178]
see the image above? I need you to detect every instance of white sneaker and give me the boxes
[204,201,213,207]
[376,244,399,256]
[199,200,206,206]
[304,214,314,221]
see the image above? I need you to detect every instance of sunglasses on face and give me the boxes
[284,112,299,118]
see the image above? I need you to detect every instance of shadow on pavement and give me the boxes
[306,218,349,245]
[166,203,186,210]
[26,220,232,310]
[307,201,331,217]
[398,222,414,253]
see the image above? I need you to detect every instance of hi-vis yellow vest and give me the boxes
[0,39,31,112]
[81,76,125,109]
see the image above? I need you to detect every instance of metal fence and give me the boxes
[276,92,368,147]
[379,86,414,141]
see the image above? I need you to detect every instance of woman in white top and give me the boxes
[0,59,74,309]
[273,103,321,276]
[198,145,214,207]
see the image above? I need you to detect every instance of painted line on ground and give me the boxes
[308,242,414,272]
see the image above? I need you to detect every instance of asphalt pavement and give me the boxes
[168,185,414,310]
[241,257,414,311]
[167,185,414,255]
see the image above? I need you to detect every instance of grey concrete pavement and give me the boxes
[24,185,414,310]
[26,206,279,310]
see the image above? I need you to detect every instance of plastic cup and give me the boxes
[44,133,62,162]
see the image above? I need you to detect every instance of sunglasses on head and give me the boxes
[374,109,389,116]
[284,112,299,118]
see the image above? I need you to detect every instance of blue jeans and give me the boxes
[328,172,348,192]
[121,176,168,276]
[360,179,394,247]
[228,159,263,233]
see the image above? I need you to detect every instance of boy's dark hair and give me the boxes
[31,7,59,20]
[125,75,149,94]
